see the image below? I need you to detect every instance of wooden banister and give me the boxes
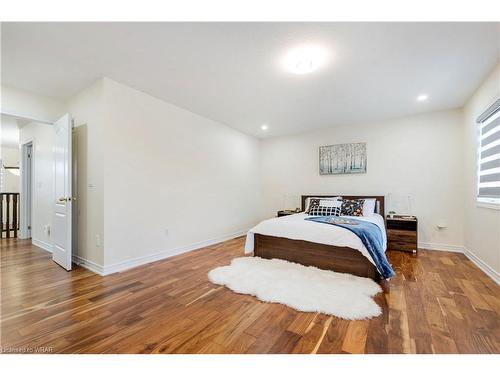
[1,193,20,239]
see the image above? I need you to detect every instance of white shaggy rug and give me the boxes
[208,257,382,320]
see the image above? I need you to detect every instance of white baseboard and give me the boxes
[70,234,500,286]
[72,229,247,276]
[102,229,247,275]
[462,247,500,285]
[32,238,53,253]
[418,241,499,285]
[72,255,105,276]
[418,242,464,253]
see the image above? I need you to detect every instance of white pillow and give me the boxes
[319,199,343,208]
[362,198,377,216]
[305,196,342,212]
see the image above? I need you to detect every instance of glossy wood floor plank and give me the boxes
[1,237,499,354]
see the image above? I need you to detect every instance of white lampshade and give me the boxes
[387,193,411,214]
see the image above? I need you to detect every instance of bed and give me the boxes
[245,195,387,281]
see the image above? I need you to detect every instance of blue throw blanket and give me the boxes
[304,216,395,279]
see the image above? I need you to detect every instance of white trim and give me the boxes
[477,200,500,210]
[72,255,105,276]
[32,238,53,253]
[417,242,499,285]
[19,138,35,240]
[463,247,500,286]
[70,235,500,286]
[418,242,464,253]
[0,109,54,125]
[103,229,248,275]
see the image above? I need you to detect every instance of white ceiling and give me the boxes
[2,22,499,137]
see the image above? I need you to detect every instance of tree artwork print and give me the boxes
[319,143,367,175]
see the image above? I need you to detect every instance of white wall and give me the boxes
[462,63,500,275]
[260,109,465,249]
[3,77,261,272]
[1,115,20,192]
[101,78,261,268]
[19,122,55,248]
[66,80,105,266]
[1,86,64,246]
[1,85,66,123]
[3,72,497,282]
[1,147,20,192]
[1,114,20,147]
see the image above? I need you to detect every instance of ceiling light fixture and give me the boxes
[261,124,268,130]
[283,45,327,75]
[417,94,429,102]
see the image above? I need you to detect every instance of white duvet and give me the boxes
[245,213,387,266]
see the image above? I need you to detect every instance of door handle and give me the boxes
[58,197,69,202]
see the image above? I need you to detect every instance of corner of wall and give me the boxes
[67,78,106,269]
[461,62,500,276]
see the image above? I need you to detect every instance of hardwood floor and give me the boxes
[1,237,499,354]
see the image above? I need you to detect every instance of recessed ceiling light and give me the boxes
[261,124,268,130]
[283,45,327,75]
[417,94,429,102]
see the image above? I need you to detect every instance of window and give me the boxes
[477,98,500,207]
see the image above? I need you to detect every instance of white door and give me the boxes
[52,114,72,270]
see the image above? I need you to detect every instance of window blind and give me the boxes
[477,99,500,202]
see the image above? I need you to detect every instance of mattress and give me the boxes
[245,213,387,265]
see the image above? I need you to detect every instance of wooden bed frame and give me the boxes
[253,195,385,281]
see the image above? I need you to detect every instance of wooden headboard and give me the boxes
[301,195,385,217]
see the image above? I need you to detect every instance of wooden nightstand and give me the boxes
[386,215,418,253]
[277,210,300,217]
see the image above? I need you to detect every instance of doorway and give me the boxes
[20,140,33,239]
[1,111,74,271]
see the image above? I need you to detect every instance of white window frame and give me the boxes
[476,98,500,210]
